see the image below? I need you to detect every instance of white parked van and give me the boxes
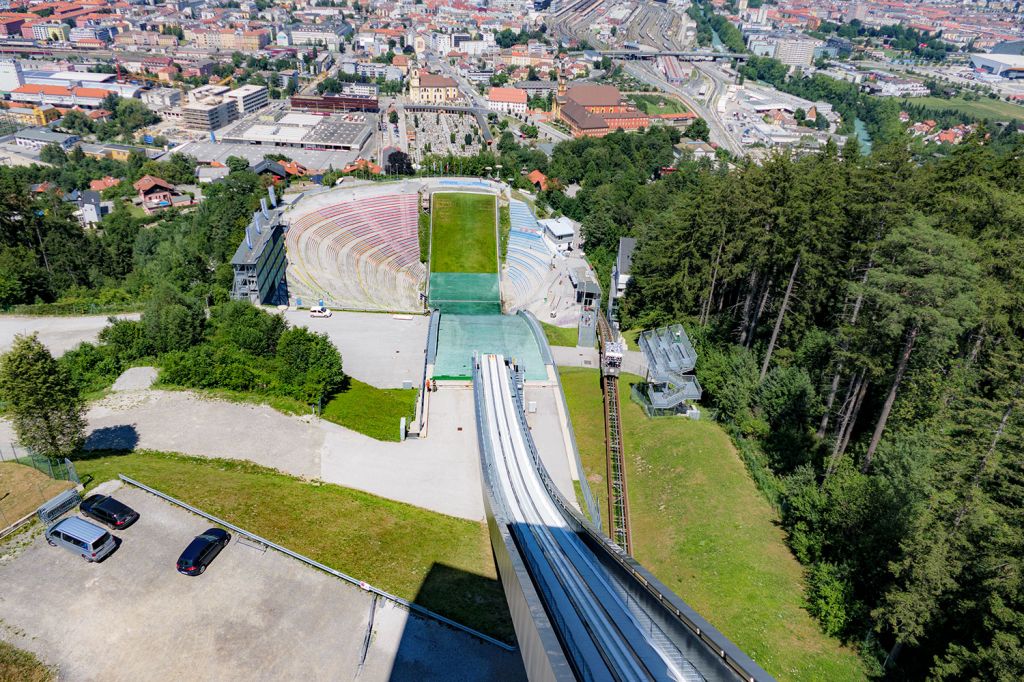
[309,306,332,318]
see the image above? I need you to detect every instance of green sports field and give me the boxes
[903,96,1024,122]
[429,192,497,274]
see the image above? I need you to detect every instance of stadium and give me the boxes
[275,177,571,382]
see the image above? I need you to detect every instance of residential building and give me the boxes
[408,68,459,104]
[290,25,343,51]
[340,82,379,97]
[133,175,191,213]
[487,87,527,115]
[31,23,70,42]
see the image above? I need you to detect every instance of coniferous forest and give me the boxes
[542,127,1024,680]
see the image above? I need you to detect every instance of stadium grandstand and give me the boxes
[502,200,555,312]
[283,184,425,312]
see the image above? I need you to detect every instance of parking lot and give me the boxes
[0,313,141,357]
[283,310,429,389]
[0,484,524,681]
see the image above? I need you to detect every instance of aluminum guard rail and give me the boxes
[473,355,775,682]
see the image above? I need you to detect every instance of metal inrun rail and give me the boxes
[598,314,632,554]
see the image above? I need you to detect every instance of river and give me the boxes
[853,118,873,154]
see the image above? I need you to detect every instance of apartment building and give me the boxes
[226,84,269,115]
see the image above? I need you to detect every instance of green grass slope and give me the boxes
[558,367,866,681]
[430,192,497,274]
[75,450,512,642]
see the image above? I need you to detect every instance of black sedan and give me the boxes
[79,494,140,530]
[176,528,231,576]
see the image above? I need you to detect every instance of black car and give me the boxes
[79,495,140,530]
[176,528,231,576]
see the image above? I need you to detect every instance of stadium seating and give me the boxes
[285,192,425,311]
[502,200,554,311]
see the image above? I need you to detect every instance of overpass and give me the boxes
[473,352,774,681]
[598,50,747,62]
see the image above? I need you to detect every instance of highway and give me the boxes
[477,354,701,680]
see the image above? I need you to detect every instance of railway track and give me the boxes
[597,314,632,553]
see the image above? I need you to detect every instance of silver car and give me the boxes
[46,516,116,562]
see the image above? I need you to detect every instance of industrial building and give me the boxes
[218,109,373,151]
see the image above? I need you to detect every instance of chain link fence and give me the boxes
[0,442,80,484]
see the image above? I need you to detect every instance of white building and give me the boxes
[226,84,269,115]
[0,59,24,93]
[486,87,527,115]
[773,37,823,67]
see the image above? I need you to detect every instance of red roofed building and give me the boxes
[486,87,527,115]
[10,84,114,109]
[527,169,548,191]
[552,82,649,138]
[133,175,189,213]
[90,176,120,192]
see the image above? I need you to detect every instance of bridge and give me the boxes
[598,50,747,62]
[473,352,773,681]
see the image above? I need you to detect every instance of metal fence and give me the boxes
[0,443,80,485]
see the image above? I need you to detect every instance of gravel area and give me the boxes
[111,367,158,391]
[282,310,429,389]
[0,314,140,357]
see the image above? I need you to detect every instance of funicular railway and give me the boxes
[473,353,774,682]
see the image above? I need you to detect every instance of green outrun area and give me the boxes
[429,192,498,274]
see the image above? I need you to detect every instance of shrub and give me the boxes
[208,301,286,357]
[806,562,853,637]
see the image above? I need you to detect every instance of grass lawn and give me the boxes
[558,367,866,682]
[74,450,512,642]
[430,192,497,274]
[322,378,417,442]
[903,95,1024,122]
[630,94,688,115]
[0,463,74,526]
[0,641,52,682]
[157,379,416,443]
[418,209,429,263]
[541,322,579,348]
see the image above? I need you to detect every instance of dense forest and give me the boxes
[0,151,264,311]
[540,127,1024,679]
[2,112,1022,678]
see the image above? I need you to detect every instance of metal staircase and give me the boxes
[638,325,702,410]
